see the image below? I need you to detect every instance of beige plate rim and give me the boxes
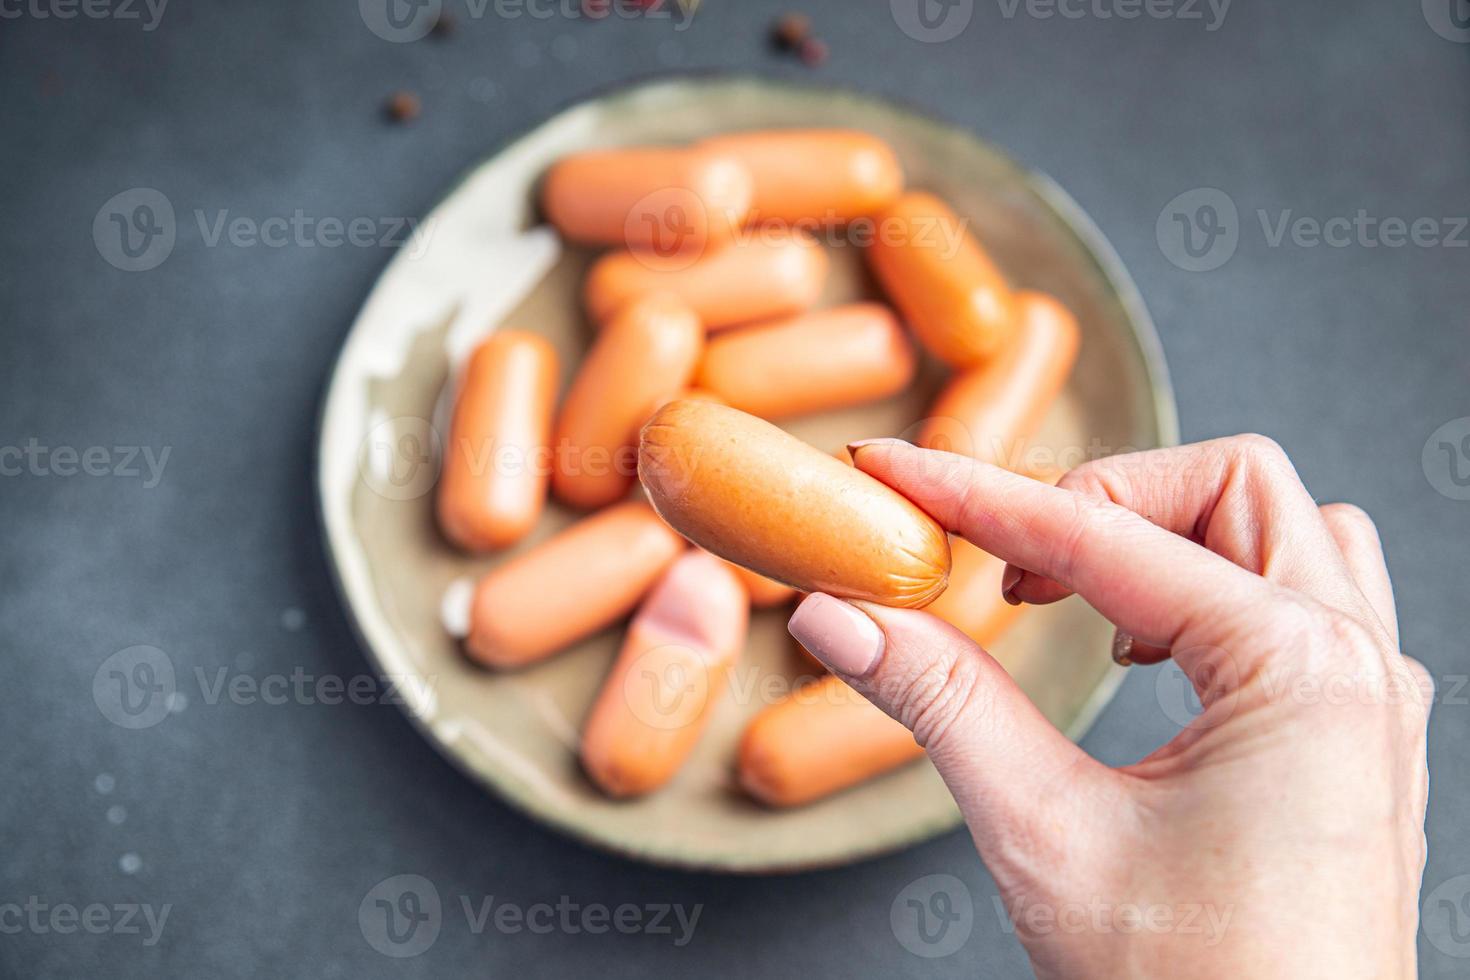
[315,73,1180,875]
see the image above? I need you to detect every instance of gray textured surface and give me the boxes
[2,1,1468,977]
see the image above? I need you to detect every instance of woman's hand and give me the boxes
[788,435,1430,979]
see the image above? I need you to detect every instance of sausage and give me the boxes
[465,502,685,668]
[698,129,903,224]
[540,146,752,253]
[865,191,1017,367]
[581,551,749,797]
[583,232,827,329]
[738,674,921,807]
[748,550,1028,806]
[918,290,1080,464]
[552,293,703,510]
[437,331,559,551]
[695,303,917,419]
[724,560,798,609]
[792,535,1023,668]
[925,537,1026,646]
[638,399,950,607]
[662,387,726,408]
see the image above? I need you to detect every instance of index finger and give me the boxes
[849,439,1276,656]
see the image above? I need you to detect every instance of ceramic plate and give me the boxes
[316,76,1177,873]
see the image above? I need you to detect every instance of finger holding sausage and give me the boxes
[584,232,827,329]
[918,290,1080,464]
[793,534,1028,661]
[553,293,703,510]
[581,551,749,797]
[695,303,916,420]
[638,399,950,607]
[437,331,559,551]
[866,191,1017,367]
[465,501,685,668]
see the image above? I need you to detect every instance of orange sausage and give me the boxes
[865,191,1017,367]
[793,535,1022,666]
[1021,462,1067,487]
[671,388,726,406]
[749,550,1027,806]
[918,290,1080,464]
[552,294,703,510]
[540,146,752,252]
[698,129,903,225]
[695,303,916,419]
[725,560,798,609]
[639,400,950,606]
[465,502,684,668]
[581,551,749,797]
[925,537,1027,648]
[739,674,922,807]
[437,331,558,551]
[583,232,827,329]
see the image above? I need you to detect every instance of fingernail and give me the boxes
[788,593,884,678]
[1111,630,1134,667]
[846,437,905,457]
[1000,564,1023,605]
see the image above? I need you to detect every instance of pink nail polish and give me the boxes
[788,594,885,677]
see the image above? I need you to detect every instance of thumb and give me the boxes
[788,593,1120,877]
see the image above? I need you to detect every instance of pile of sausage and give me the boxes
[435,129,1079,807]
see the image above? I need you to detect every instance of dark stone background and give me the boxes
[2,0,1467,976]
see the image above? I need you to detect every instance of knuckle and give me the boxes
[1401,657,1436,717]
[1293,612,1424,714]
[886,651,991,753]
[1403,656,1434,697]
[1044,493,1108,582]
[1232,432,1289,465]
[1227,433,1304,497]
[1248,591,1336,673]
[1240,593,1428,718]
[1326,613,1390,672]
[1055,459,1116,503]
[1320,502,1380,541]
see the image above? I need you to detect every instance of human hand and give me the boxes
[787,436,1430,978]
